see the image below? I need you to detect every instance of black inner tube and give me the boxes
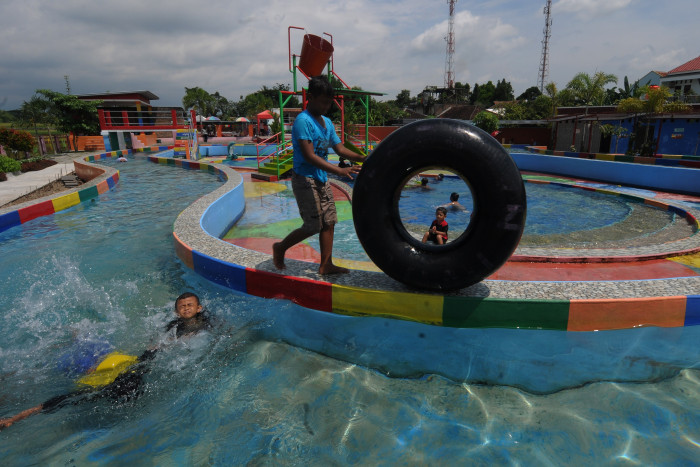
[352,119,527,291]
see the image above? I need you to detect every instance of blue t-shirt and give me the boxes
[292,110,341,183]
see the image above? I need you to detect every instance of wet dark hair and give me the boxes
[308,75,334,98]
[175,292,200,309]
[436,206,447,216]
[421,178,429,185]
[450,192,459,202]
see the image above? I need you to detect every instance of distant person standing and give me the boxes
[273,75,366,275]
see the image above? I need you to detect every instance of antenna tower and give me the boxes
[444,0,457,91]
[537,0,552,92]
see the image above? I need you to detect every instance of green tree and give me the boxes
[517,86,542,102]
[493,79,514,102]
[472,111,499,133]
[20,95,52,139]
[19,95,58,154]
[182,87,215,117]
[544,82,560,117]
[564,71,618,106]
[395,90,412,108]
[529,94,554,119]
[499,102,527,120]
[617,85,689,156]
[471,81,496,107]
[0,109,17,123]
[36,89,101,151]
[454,82,471,103]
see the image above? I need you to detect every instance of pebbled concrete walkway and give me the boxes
[0,153,94,206]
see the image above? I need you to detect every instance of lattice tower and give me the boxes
[538,0,552,92]
[444,0,457,90]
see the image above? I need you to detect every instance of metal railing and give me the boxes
[98,109,194,131]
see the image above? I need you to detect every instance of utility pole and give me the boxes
[444,0,457,92]
[538,0,552,92]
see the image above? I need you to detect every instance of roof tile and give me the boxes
[667,55,700,74]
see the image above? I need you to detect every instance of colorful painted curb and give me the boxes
[0,146,172,233]
[169,160,700,332]
[525,146,700,168]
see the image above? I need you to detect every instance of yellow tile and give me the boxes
[52,192,81,212]
[669,252,700,269]
[333,285,443,324]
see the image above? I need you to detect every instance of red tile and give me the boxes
[488,259,698,281]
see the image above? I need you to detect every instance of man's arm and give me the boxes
[332,142,366,163]
[299,140,360,179]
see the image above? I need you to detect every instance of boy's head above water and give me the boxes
[175,292,202,319]
[436,206,447,220]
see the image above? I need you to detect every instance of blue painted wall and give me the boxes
[604,117,700,155]
[512,152,700,195]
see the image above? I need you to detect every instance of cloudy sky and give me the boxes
[1,0,698,111]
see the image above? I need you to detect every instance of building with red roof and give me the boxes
[660,55,700,99]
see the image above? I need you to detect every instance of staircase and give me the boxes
[255,141,294,180]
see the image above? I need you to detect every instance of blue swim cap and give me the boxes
[57,340,114,377]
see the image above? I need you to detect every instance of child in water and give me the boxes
[422,207,449,245]
[0,292,210,431]
[442,192,466,211]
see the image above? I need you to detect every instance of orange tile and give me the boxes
[96,180,109,194]
[173,233,194,269]
[568,296,686,331]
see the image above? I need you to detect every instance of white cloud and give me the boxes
[1,0,699,110]
[553,0,633,20]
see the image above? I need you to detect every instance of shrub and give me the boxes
[21,159,57,172]
[472,111,500,134]
[0,155,22,173]
[0,128,36,158]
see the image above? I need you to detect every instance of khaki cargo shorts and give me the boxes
[291,171,337,234]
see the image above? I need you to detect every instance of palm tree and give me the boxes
[182,87,215,118]
[565,71,618,106]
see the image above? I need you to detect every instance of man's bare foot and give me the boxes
[318,263,349,275]
[272,242,286,270]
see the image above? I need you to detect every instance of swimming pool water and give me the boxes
[237,175,677,261]
[1,158,699,464]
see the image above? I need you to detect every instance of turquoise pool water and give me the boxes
[1,158,699,464]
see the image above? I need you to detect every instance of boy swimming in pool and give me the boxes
[422,207,449,245]
[441,192,466,211]
[0,292,210,431]
[272,75,366,275]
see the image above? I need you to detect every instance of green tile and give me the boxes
[443,296,570,330]
[78,185,99,202]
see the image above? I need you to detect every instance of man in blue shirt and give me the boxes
[273,76,366,275]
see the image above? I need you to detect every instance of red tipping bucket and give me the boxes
[298,34,334,77]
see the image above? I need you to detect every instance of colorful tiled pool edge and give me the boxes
[0,146,173,233]
[170,161,700,332]
[511,178,700,262]
[511,145,700,166]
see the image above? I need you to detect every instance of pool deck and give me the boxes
[173,157,700,331]
[0,153,85,207]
